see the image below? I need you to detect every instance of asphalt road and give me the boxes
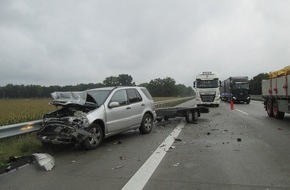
[1,100,290,190]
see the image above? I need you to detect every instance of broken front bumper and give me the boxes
[37,122,92,144]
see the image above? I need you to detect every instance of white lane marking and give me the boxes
[121,119,186,190]
[236,109,249,115]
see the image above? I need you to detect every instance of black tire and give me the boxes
[139,113,153,134]
[266,99,274,117]
[192,110,199,122]
[247,101,250,104]
[185,110,193,123]
[273,100,285,119]
[186,110,198,123]
[81,124,103,150]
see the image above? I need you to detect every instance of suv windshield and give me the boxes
[88,90,111,106]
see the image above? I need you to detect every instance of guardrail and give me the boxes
[251,95,263,101]
[0,120,42,139]
[0,97,194,139]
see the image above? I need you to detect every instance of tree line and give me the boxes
[249,73,269,95]
[0,74,194,98]
[0,73,269,98]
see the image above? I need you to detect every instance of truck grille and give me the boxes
[201,95,215,102]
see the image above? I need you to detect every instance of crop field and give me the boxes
[0,98,56,126]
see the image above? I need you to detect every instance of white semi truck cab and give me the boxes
[194,72,221,107]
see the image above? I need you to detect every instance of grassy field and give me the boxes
[0,98,56,126]
[0,97,192,168]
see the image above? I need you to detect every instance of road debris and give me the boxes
[0,153,55,175]
[120,156,126,160]
[173,163,179,167]
[33,153,55,171]
[112,165,124,170]
[237,138,242,142]
[174,138,182,142]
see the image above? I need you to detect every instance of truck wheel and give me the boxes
[139,113,153,134]
[273,100,285,119]
[82,124,103,150]
[266,99,274,117]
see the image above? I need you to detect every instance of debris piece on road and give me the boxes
[207,132,211,135]
[170,146,176,150]
[33,153,55,171]
[278,128,283,130]
[120,156,126,160]
[237,138,242,142]
[160,144,166,148]
[112,165,124,170]
[0,153,55,174]
[114,140,123,145]
[174,138,182,142]
[173,163,179,167]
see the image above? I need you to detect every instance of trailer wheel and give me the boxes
[273,100,285,119]
[185,110,193,123]
[192,110,199,122]
[266,99,274,117]
[186,110,198,123]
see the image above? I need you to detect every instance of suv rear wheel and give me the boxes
[139,113,153,134]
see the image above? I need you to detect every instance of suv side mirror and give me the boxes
[109,102,120,108]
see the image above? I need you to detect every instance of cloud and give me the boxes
[0,0,290,87]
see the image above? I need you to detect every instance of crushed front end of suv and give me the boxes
[37,86,156,149]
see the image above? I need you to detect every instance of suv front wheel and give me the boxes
[139,113,153,134]
[82,124,103,150]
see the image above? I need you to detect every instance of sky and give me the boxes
[0,0,290,87]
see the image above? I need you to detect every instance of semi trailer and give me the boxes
[220,76,251,104]
[262,66,290,119]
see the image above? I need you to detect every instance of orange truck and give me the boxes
[262,66,290,119]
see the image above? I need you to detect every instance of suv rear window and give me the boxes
[127,89,142,103]
[141,88,153,100]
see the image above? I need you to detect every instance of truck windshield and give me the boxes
[233,83,249,89]
[196,79,219,88]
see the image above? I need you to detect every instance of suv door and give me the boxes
[106,89,132,132]
[126,88,144,126]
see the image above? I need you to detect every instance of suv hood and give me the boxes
[51,91,90,106]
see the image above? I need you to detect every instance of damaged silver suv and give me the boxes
[37,86,156,149]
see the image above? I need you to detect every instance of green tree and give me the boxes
[103,76,120,86]
[147,77,176,97]
[118,74,134,86]
[249,73,269,95]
